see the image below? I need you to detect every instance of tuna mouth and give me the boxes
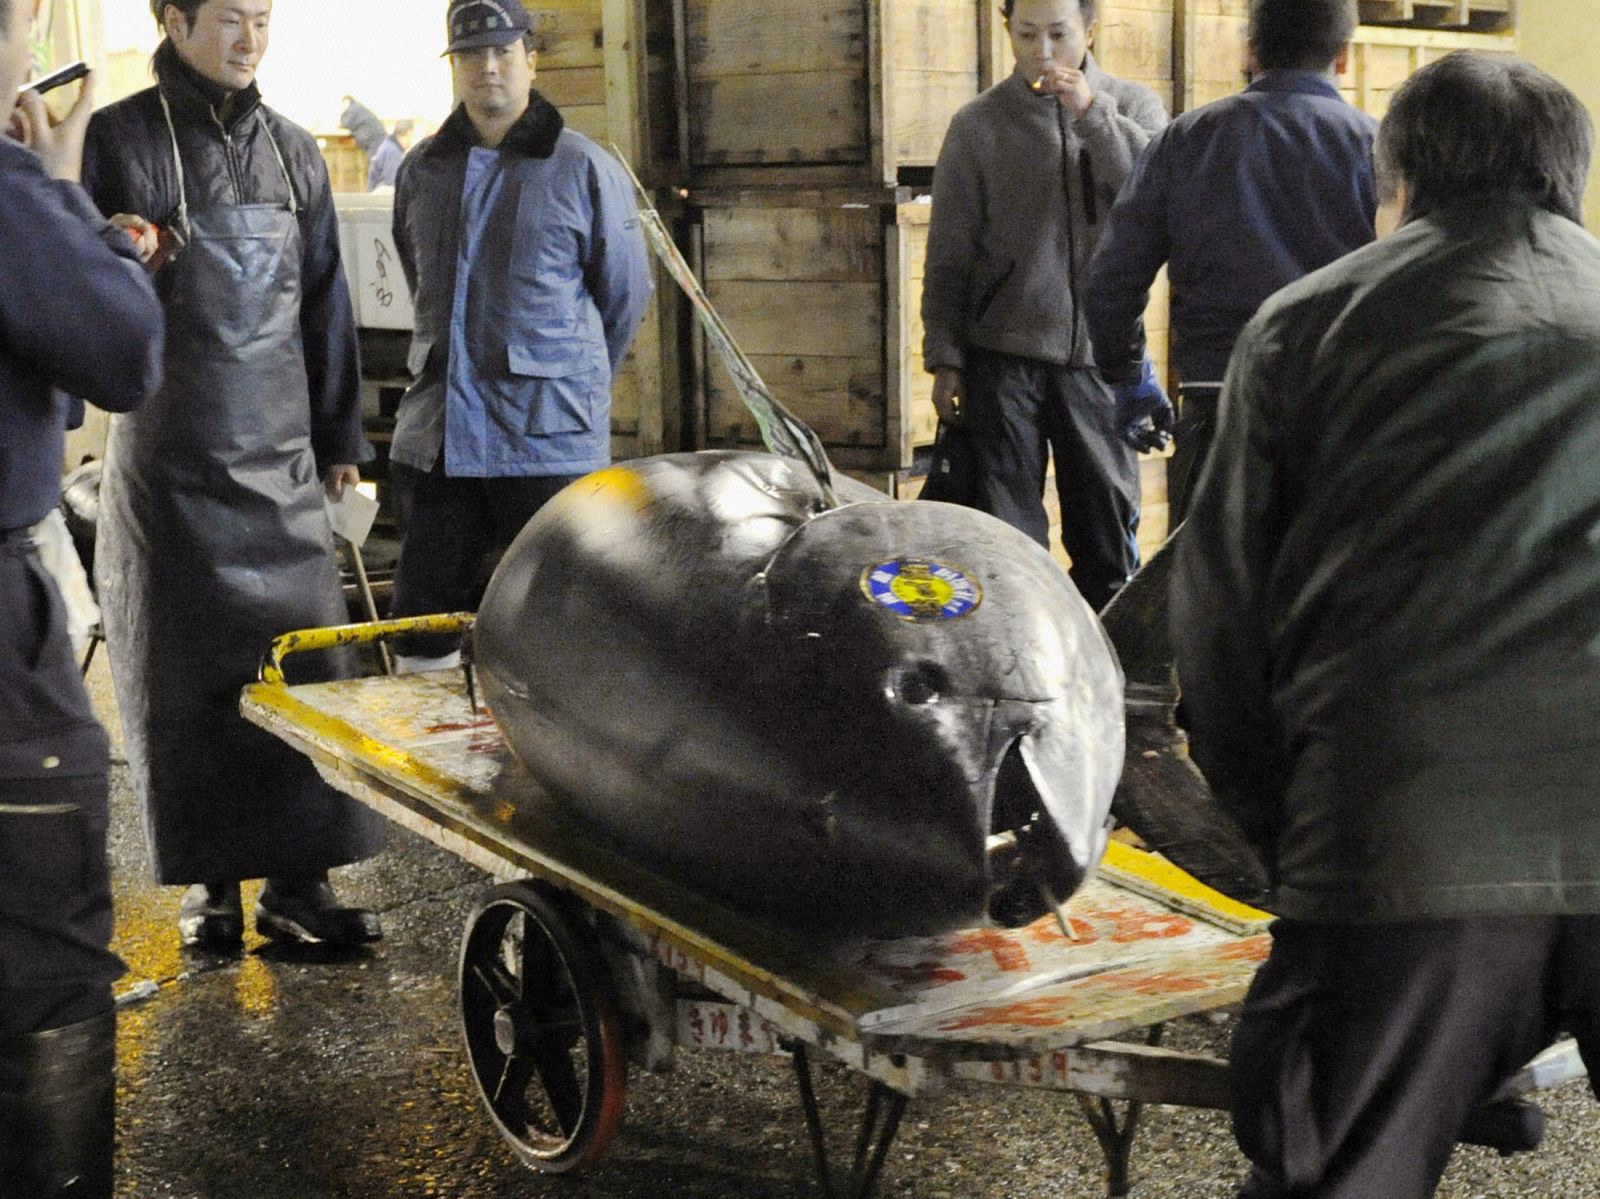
[982,736,1101,928]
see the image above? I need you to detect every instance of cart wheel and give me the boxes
[459,881,628,1172]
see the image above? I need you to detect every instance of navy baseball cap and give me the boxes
[444,0,532,55]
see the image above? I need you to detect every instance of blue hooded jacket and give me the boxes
[391,93,653,478]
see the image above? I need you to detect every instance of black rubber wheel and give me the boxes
[458,881,628,1172]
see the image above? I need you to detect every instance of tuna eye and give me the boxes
[888,662,948,705]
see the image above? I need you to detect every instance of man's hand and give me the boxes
[109,214,160,263]
[932,367,964,426]
[1034,66,1095,119]
[324,464,361,498]
[1112,360,1174,453]
[13,72,95,183]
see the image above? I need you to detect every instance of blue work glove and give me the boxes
[1111,359,1175,453]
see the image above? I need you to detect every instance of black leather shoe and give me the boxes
[178,882,244,950]
[256,875,383,946]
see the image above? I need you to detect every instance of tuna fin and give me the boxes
[1099,537,1274,909]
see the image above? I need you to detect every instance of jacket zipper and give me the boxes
[211,108,245,201]
[1057,106,1084,354]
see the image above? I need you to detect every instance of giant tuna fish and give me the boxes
[473,451,1125,939]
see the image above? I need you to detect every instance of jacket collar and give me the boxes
[424,90,565,161]
[153,38,262,130]
[1247,69,1343,102]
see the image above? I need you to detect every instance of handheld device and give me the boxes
[17,61,89,97]
[145,222,187,272]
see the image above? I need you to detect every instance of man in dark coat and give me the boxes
[1,6,164,1188]
[1086,0,1377,525]
[1173,52,1600,1198]
[82,0,388,951]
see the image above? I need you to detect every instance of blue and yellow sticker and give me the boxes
[860,558,983,623]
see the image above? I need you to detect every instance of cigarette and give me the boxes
[1031,75,1047,92]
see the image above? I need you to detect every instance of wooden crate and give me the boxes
[1341,24,1520,117]
[689,185,1174,523]
[1358,0,1517,32]
[692,187,926,469]
[317,134,370,195]
[677,0,986,184]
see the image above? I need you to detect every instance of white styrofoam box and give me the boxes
[335,191,416,331]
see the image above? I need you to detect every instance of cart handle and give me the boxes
[258,614,476,685]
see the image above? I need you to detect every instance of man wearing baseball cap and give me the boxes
[387,0,653,671]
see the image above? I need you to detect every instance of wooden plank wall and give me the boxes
[517,0,1519,568]
[699,198,890,453]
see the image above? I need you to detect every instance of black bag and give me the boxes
[918,421,980,506]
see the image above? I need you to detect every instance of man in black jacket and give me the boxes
[0,2,164,1189]
[1174,53,1600,1198]
[82,0,388,952]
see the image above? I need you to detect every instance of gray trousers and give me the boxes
[961,348,1141,611]
[1233,916,1600,1198]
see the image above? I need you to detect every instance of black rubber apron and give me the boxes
[96,95,385,884]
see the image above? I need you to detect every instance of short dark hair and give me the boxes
[1001,1,1098,25]
[1376,52,1593,225]
[152,0,209,32]
[1250,0,1355,72]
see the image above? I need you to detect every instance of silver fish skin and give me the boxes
[474,450,1124,939]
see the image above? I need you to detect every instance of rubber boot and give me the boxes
[177,881,244,950]
[0,1010,116,1198]
[257,872,383,946]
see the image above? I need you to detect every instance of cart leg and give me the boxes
[1074,1024,1166,1196]
[789,1043,910,1199]
[1076,1093,1144,1197]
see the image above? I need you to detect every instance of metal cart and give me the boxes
[240,616,1583,1198]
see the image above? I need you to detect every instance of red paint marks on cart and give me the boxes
[864,960,969,986]
[425,718,500,734]
[1092,905,1195,944]
[649,936,708,983]
[1026,915,1100,947]
[1216,936,1272,964]
[939,996,1075,1031]
[945,928,1033,973]
[1088,968,1213,997]
[985,1050,1072,1087]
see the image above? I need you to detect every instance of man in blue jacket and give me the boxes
[1085,0,1377,525]
[389,0,653,670]
[0,4,164,1187]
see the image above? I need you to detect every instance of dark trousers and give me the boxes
[1232,916,1600,1199]
[0,533,122,1038]
[962,349,1140,611]
[1166,383,1221,529]
[389,459,582,657]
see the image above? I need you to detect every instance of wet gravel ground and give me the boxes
[90,658,1600,1198]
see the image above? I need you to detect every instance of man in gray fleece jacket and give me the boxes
[922,0,1166,610]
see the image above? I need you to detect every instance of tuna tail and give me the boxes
[1098,535,1273,909]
